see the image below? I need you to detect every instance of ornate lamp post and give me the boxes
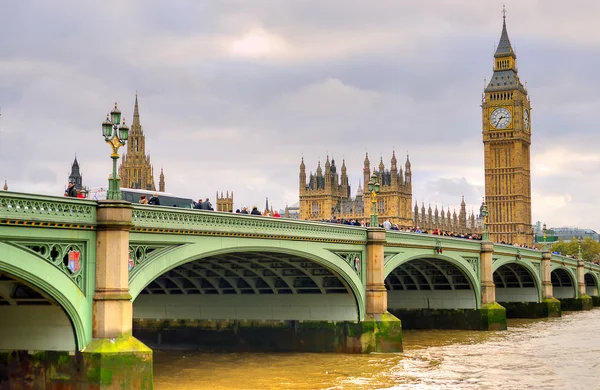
[367,169,381,227]
[481,200,489,241]
[102,103,129,200]
[578,237,583,260]
[542,223,547,251]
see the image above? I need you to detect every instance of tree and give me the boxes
[550,237,600,262]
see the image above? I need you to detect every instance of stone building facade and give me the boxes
[118,94,165,192]
[299,152,412,226]
[412,196,484,235]
[216,191,234,212]
[482,14,533,246]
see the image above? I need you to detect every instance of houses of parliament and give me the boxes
[299,12,533,246]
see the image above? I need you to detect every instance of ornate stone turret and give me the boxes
[459,195,467,231]
[159,168,165,192]
[340,159,349,198]
[216,191,234,212]
[427,204,433,230]
[324,156,332,190]
[390,151,398,187]
[68,156,83,190]
[453,210,458,230]
[363,153,371,191]
[299,157,306,194]
[441,206,446,230]
[414,202,419,227]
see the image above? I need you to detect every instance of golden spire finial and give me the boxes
[502,4,507,19]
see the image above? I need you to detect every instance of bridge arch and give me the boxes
[129,239,365,320]
[492,259,542,303]
[384,252,480,309]
[0,242,89,351]
[549,265,577,299]
[584,271,600,297]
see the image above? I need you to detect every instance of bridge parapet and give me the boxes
[0,191,96,226]
[131,205,368,243]
[384,231,483,252]
[551,253,583,268]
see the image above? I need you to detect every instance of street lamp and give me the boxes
[481,199,489,241]
[367,169,381,227]
[102,102,129,200]
[542,223,547,251]
[578,237,583,260]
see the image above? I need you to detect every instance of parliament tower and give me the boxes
[482,11,532,246]
[119,94,165,191]
[299,153,412,226]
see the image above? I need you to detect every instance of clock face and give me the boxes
[490,107,512,129]
[524,109,530,131]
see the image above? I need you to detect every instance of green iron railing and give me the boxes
[0,191,97,225]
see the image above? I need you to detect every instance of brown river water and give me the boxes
[154,309,600,389]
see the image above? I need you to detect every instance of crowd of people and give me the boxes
[234,206,281,217]
[60,184,586,255]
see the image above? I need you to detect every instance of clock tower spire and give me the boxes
[482,9,532,246]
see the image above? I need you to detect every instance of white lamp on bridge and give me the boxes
[102,103,129,200]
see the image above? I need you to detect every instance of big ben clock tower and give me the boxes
[482,10,533,246]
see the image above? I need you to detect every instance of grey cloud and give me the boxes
[1,1,599,230]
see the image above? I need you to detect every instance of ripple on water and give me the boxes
[154,309,600,390]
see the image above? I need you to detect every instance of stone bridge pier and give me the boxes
[82,200,153,389]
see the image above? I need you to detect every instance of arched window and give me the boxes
[377,198,385,214]
[311,202,320,216]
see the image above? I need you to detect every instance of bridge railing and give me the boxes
[385,230,483,251]
[131,205,368,243]
[0,191,97,225]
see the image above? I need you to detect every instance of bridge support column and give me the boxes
[356,228,403,352]
[569,260,593,310]
[82,201,153,389]
[479,241,506,330]
[537,250,562,317]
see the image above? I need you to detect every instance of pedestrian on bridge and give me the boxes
[64,182,77,197]
[148,193,160,205]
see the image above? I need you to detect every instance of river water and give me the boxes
[154,309,600,389]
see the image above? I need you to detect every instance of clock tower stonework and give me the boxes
[482,13,533,246]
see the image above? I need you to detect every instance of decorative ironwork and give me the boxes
[128,245,174,274]
[464,257,479,275]
[0,193,96,225]
[11,241,86,291]
[533,262,541,276]
[333,252,362,276]
[131,206,368,243]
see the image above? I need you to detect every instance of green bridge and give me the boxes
[1,191,599,388]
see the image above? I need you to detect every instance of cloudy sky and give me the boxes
[1,1,599,230]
